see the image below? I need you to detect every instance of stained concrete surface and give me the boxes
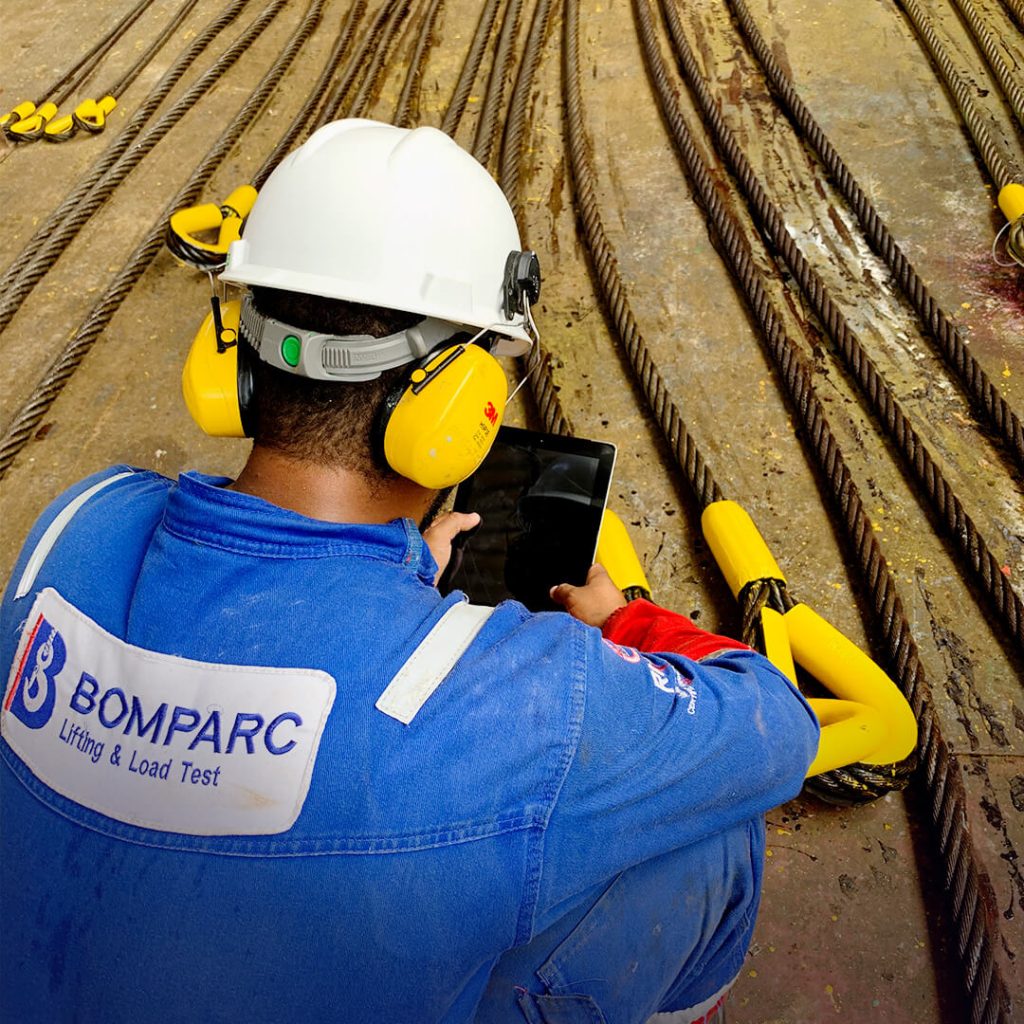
[1,0,1023,1020]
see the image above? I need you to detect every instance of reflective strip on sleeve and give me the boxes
[376,603,494,725]
[14,472,135,600]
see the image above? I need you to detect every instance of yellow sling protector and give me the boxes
[597,509,652,599]
[6,102,58,140]
[168,186,259,268]
[701,500,917,778]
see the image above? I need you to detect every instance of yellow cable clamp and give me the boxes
[701,500,917,778]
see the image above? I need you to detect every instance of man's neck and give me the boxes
[229,445,436,525]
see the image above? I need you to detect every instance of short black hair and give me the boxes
[247,286,420,478]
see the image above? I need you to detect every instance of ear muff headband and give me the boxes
[380,343,508,489]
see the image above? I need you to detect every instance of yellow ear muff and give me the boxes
[383,344,508,489]
[182,300,247,437]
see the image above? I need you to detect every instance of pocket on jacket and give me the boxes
[517,990,608,1024]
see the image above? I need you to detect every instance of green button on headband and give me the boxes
[281,334,301,367]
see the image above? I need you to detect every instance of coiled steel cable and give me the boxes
[726,0,1024,472]
[0,0,326,483]
[0,0,252,300]
[394,0,447,128]
[473,0,527,169]
[625,0,1010,1018]
[0,0,281,336]
[441,0,503,136]
[949,0,1024,130]
[895,0,1020,192]
[657,0,1024,659]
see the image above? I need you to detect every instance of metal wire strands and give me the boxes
[0,0,1019,1018]
[725,0,1024,471]
[0,0,326,482]
[657,0,1024,663]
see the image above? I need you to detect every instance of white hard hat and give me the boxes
[221,119,535,356]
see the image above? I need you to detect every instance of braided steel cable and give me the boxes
[950,0,1024,130]
[394,0,447,128]
[0,0,252,297]
[999,0,1024,32]
[473,0,527,169]
[499,0,555,227]
[440,0,503,136]
[346,0,412,119]
[726,0,1024,471]
[895,0,1020,191]
[658,0,1024,658]
[311,0,401,132]
[100,0,203,102]
[627,0,1009,1018]
[0,0,326,483]
[251,0,366,188]
[35,0,158,108]
[497,0,573,436]
[0,0,283,335]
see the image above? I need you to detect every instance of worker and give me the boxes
[0,119,819,1024]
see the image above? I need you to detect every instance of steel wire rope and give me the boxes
[90,0,204,111]
[0,0,326,482]
[949,0,1024,131]
[248,0,367,188]
[656,0,1024,660]
[624,0,1010,1018]
[9,0,157,112]
[346,0,413,120]
[0,0,286,337]
[725,0,1024,473]
[440,0,504,137]
[43,0,204,145]
[394,0,446,128]
[0,0,253,303]
[499,0,555,226]
[895,0,1020,192]
[310,0,404,133]
[497,0,572,436]
[999,0,1024,32]
[472,0,527,169]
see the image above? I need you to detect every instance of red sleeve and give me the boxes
[601,598,750,661]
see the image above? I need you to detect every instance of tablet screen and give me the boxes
[439,427,617,611]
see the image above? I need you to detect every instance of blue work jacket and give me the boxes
[0,468,819,1023]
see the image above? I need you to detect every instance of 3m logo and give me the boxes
[483,401,498,426]
[6,615,65,730]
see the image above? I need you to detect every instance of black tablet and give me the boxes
[438,426,617,611]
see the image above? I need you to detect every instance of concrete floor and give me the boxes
[1,0,1023,1020]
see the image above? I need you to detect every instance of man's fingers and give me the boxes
[425,511,480,543]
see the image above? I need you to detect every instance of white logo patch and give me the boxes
[2,589,336,836]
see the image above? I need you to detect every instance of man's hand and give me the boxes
[423,511,481,584]
[550,564,627,629]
